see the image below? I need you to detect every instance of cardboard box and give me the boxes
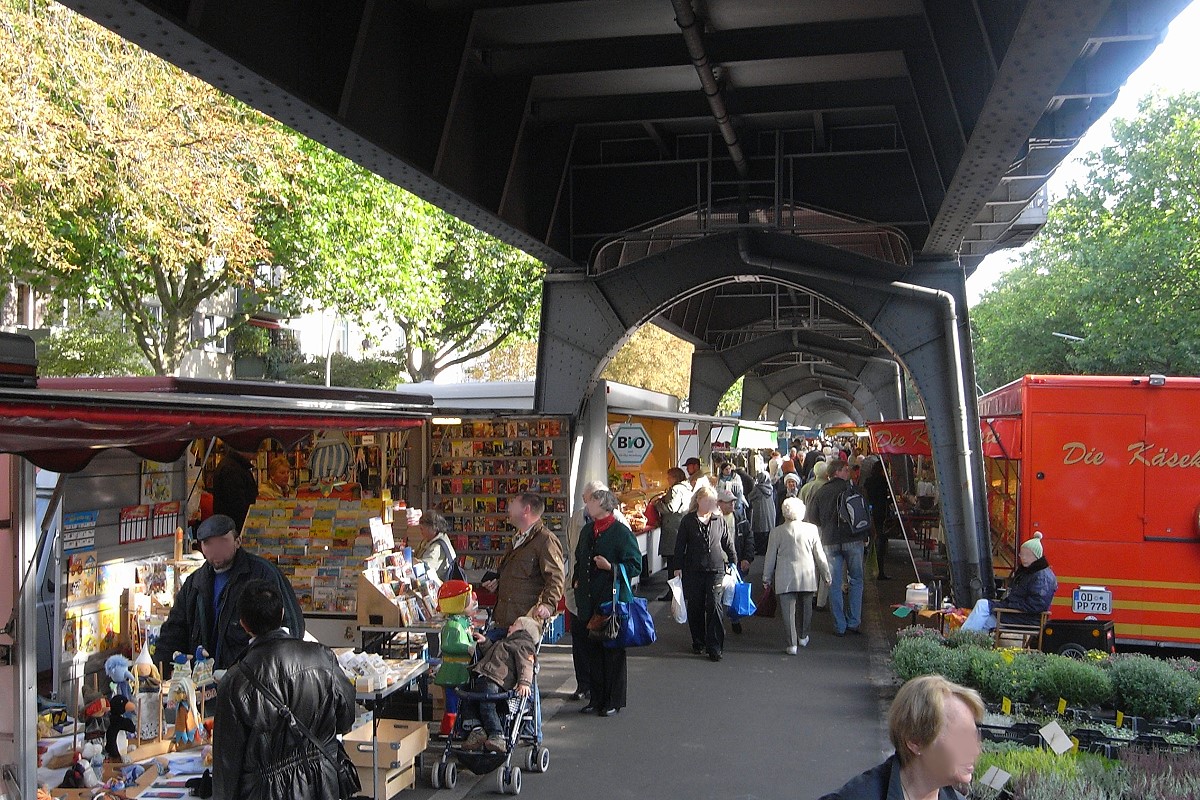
[355,763,415,800]
[344,719,430,771]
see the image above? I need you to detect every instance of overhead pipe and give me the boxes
[737,232,985,603]
[670,0,749,179]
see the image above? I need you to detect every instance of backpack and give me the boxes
[837,483,872,539]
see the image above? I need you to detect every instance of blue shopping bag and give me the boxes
[599,564,657,648]
[726,567,757,617]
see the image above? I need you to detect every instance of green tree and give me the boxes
[0,1,301,375]
[267,135,544,383]
[972,92,1200,391]
[280,353,404,391]
[35,312,153,377]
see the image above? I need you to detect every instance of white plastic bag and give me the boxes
[668,575,687,624]
[721,566,738,606]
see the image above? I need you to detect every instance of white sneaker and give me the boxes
[785,646,798,655]
[799,637,810,647]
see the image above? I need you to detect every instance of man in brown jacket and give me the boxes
[484,492,565,629]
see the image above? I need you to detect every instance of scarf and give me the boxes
[592,514,616,540]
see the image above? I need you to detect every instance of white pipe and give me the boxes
[737,233,984,601]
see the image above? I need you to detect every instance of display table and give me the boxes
[360,625,440,661]
[350,659,431,800]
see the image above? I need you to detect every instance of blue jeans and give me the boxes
[825,541,865,633]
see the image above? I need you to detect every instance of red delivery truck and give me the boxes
[979,375,1200,649]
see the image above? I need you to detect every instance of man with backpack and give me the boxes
[811,460,872,636]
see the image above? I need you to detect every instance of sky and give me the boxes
[965,1,1200,306]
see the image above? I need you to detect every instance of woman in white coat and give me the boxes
[763,497,832,654]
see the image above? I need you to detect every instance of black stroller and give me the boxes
[423,621,551,795]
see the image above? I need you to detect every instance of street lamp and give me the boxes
[1051,331,1084,342]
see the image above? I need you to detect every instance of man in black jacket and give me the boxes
[156,514,304,672]
[811,460,867,636]
[213,580,356,800]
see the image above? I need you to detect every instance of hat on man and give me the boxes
[716,488,736,502]
[194,514,238,543]
[1020,531,1045,560]
[683,457,702,467]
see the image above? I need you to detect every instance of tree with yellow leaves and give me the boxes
[0,0,298,374]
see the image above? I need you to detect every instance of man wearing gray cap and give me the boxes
[156,514,305,671]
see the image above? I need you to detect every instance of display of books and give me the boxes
[429,416,571,562]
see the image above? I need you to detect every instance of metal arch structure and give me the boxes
[537,229,991,601]
[688,328,893,411]
[779,394,862,429]
[740,364,887,425]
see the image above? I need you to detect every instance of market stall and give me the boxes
[0,373,435,798]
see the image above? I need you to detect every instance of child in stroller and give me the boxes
[427,615,550,794]
[459,616,539,752]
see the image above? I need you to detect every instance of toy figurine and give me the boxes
[434,580,480,737]
[81,690,110,743]
[105,653,138,701]
[170,651,193,682]
[169,675,202,751]
[133,637,162,689]
[104,694,137,761]
[191,646,215,688]
[59,742,103,789]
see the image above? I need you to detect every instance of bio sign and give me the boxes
[609,423,654,467]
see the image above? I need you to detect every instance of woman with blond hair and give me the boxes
[819,675,984,800]
[256,455,292,501]
[673,485,737,661]
[762,497,830,653]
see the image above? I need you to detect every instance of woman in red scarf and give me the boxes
[572,488,642,716]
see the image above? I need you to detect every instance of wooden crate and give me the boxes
[356,763,415,800]
[344,719,430,771]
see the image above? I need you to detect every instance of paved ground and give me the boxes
[409,550,921,800]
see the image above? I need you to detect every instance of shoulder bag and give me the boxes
[242,667,362,799]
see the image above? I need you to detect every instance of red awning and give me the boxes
[980,417,1022,459]
[0,381,430,472]
[867,417,1023,460]
[866,420,932,456]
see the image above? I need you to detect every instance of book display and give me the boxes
[356,550,442,628]
[241,497,391,614]
[429,417,570,570]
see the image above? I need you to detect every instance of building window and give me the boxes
[201,315,228,353]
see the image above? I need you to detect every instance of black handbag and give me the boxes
[587,564,622,641]
[243,668,362,799]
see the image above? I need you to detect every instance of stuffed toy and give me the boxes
[81,690,110,743]
[104,653,138,700]
[169,675,202,751]
[59,742,103,789]
[104,694,137,761]
[191,646,215,688]
[133,637,162,689]
[170,651,193,682]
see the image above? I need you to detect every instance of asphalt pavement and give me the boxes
[410,554,912,800]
